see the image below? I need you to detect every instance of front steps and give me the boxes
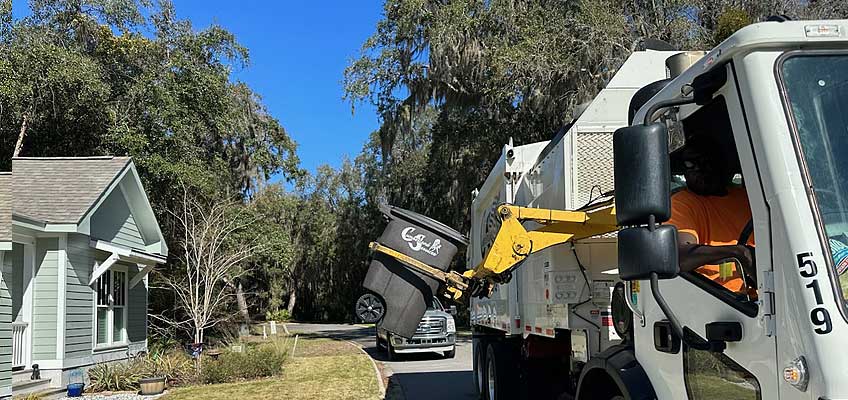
[12,368,54,397]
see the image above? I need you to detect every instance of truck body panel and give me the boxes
[470,51,678,349]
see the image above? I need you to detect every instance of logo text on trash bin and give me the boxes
[401,227,442,256]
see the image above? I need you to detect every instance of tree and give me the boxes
[158,188,260,353]
[343,0,848,239]
[2,0,304,334]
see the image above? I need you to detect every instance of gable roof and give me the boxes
[13,157,130,224]
[0,172,10,247]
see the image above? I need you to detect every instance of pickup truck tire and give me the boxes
[485,342,519,400]
[375,328,384,349]
[444,347,456,359]
[386,337,398,361]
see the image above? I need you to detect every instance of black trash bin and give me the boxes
[362,204,468,338]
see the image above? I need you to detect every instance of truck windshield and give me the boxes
[428,297,444,311]
[781,53,848,309]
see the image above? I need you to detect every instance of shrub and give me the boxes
[87,360,144,392]
[86,351,197,393]
[265,308,291,322]
[143,351,196,386]
[147,335,182,357]
[201,345,287,384]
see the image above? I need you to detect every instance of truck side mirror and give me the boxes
[613,122,671,226]
[449,305,458,316]
[618,225,679,280]
[613,122,678,280]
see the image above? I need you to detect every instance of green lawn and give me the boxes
[163,337,381,400]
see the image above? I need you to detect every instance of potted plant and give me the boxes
[139,376,166,395]
[139,356,167,395]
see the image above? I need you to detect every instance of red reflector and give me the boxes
[602,316,613,327]
[525,325,532,332]
[515,319,521,328]
[535,327,542,333]
[545,329,554,336]
[590,309,600,316]
[545,289,549,299]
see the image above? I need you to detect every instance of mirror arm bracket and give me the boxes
[643,96,697,125]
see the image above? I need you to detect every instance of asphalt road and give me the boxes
[286,322,478,400]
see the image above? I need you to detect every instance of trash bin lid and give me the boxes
[379,203,468,246]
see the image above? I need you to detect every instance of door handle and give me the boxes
[706,321,743,343]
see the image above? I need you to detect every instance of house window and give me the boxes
[95,270,126,346]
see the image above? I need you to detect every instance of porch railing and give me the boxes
[12,321,27,369]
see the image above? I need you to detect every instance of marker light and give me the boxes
[805,24,841,37]
[783,356,809,392]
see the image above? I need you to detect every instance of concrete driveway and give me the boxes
[286,323,478,400]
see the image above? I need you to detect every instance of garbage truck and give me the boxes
[357,18,848,400]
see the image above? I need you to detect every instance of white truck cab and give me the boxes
[622,19,848,400]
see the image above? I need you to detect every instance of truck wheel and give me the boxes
[472,337,487,398]
[386,337,398,361]
[444,347,456,359]
[375,328,384,349]
[485,342,518,400]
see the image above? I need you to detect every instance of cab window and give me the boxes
[668,95,758,314]
[684,346,761,400]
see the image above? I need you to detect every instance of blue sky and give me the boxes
[13,1,383,178]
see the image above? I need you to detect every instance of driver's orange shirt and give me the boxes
[668,187,754,292]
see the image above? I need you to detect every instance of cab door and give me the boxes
[633,62,778,400]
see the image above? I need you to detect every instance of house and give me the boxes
[0,172,12,398]
[2,157,168,396]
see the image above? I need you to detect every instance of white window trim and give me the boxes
[93,266,129,350]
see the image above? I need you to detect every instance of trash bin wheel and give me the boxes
[355,292,386,324]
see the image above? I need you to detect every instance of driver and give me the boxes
[668,134,755,294]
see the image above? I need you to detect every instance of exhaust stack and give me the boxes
[666,51,707,78]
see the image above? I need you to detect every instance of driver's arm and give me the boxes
[677,232,752,273]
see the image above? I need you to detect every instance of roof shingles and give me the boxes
[13,157,130,224]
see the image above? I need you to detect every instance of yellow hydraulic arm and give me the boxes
[369,199,618,301]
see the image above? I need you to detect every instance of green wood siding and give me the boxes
[32,238,57,360]
[9,244,22,320]
[64,240,149,361]
[114,213,144,250]
[65,234,93,360]
[0,251,13,392]
[127,264,147,343]
[90,188,147,250]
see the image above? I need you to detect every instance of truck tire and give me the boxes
[387,337,398,361]
[473,337,487,398]
[485,342,519,400]
[444,347,456,359]
[375,328,384,349]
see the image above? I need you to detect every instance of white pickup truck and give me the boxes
[376,297,457,360]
